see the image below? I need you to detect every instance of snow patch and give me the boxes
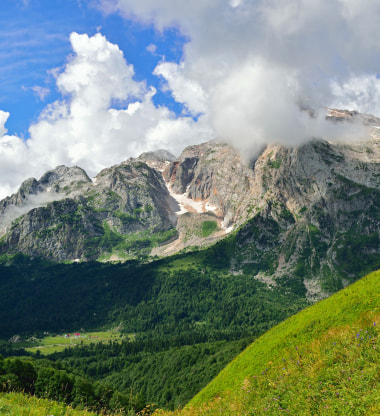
[167,184,207,215]
[164,180,234,235]
[221,218,234,234]
[225,226,234,234]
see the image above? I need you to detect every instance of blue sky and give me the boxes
[1,0,380,199]
[0,0,186,136]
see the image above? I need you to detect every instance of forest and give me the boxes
[0,248,309,411]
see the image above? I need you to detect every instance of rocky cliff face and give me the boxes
[0,157,177,261]
[229,136,380,299]
[163,140,257,228]
[1,111,380,298]
[0,165,92,234]
[159,113,380,298]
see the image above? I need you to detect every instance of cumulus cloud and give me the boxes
[0,32,210,199]
[154,61,207,115]
[3,1,380,199]
[0,111,31,198]
[98,0,380,155]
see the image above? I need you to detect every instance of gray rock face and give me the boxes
[0,159,177,261]
[161,121,380,299]
[91,160,177,233]
[164,132,380,231]
[136,149,176,171]
[233,137,380,300]
[1,110,380,300]
[0,165,92,234]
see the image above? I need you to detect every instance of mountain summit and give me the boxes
[1,111,380,298]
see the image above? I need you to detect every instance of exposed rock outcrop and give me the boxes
[160,114,380,299]
[1,111,380,298]
[0,159,177,261]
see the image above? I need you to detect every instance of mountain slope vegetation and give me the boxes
[0,393,98,416]
[0,249,308,410]
[2,269,379,415]
[1,131,380,299]
[154,269,380,415]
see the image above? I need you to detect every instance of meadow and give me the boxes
[0,392,99,416]
[25,330,129,355]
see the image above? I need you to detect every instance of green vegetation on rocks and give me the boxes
[201,221,218,237]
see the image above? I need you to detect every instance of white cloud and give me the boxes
[97,0,380,155]
[0,132,32,200]
[208,60,365,155]
[0,111,9,137]
[146,113,213,155]
[154,61,207,115]
[27,32,210,174]
[0,112,31,198]
[229,0,243,8]
[146,43,157,54]
[331,75,380,116]
[210,61,308,153]
[57,33,144,107]
[32,86,50,100]
[0,32,210,199]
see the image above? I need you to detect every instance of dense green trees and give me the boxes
[0,252,309,411]
[0,257,308,339]
[0,355,145,414]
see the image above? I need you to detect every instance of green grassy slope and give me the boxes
[155,269,380,415]
[0,392,99,416]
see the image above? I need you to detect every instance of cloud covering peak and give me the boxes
[98,0,380,148]
[2,1,380,199]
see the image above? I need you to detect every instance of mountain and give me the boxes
[1,110,380,415]
[0,110,380,299]
[0,158,178,261]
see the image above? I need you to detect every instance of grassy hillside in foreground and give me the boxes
[155,269,380,415]
[0,392,99,416]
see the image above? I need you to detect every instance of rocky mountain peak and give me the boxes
[0,165,92,235]
[112,149,177,174]
[38,165,91,190]
[0,157,178,261]
[1,112,380,298]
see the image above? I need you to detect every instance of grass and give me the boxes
[25,330,129,355]
[0,393,99,416]
[154,269,380,415]
[201,221,218,238]
[96,227,178,261]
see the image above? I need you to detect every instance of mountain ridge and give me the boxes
[1,110,380,298]
[1,110,380,415]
